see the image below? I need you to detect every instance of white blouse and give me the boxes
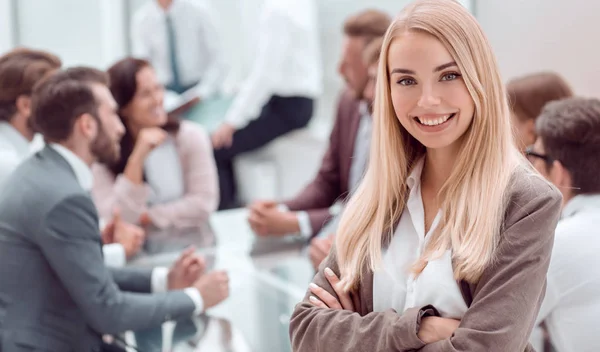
[373,158,468,319]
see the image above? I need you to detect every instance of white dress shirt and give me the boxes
[131,0,223,98]
[373,158,468,318]
[530,194,600,352]
[0,121,31,188]
[48,144,204,314]
[224,0,322,129]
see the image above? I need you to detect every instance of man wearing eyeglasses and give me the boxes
[526,97,600,352]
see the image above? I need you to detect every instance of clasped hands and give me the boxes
[167,246,230,310]
[308,267,460,344]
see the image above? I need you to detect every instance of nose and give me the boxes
[337,60,345,78]
[417,84,441,108]
[116,118,125,138]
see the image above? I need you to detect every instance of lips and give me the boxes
[414,113,456,126]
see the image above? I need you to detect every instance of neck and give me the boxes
[157,0,173,10]
[561,189,574,210]
[421,144,461,195]
[9,115,34,142]
[128,122,143,141]
[56,140,95,167]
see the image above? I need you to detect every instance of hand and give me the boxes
[138,212,152,227]
[309,234,334,270]
[193,270,229,310]
[417,316,461,344]
[211,123,236,149]
[308,267,354,311]
[247,201,300,236]
[247,200,278,235]
[168,246,206,290]
[132,127,168,159]
[103,209,146,258]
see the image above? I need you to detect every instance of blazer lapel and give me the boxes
[341,107,363,193]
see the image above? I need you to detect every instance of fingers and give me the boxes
[308,283,341,309]
[262,200,277,208]
[186,261,204,279]
[248,213,269,236]
[223,134,233,149]
[252,204,275,217]
[112,207,121,225]
[324,267,354,311]
[308,295,329,309]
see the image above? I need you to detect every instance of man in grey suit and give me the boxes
[0,67,229,351]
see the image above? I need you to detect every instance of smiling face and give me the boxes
[121,66,167,130]
[388,30,475,151]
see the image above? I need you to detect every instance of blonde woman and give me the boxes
[289,1,562,351]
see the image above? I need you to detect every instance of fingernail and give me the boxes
[324,267,334,277]
[309,296,319,302]
[309,283,319,289]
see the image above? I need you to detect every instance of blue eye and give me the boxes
[441,72,461,81]
[398,78,416,86]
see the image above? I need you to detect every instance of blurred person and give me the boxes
[131,0,223,97]
[212,0,322,210]
[0,48,60,186]
[0,48,142,266]
[92,58,219,230]
[526,98,600,352]
[291,1,562,351]
[248,9,392,245]
[0,67,229,351]
[507,72,573,152]
[307,36,386,270]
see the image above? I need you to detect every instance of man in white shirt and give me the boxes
[247,10,391,269]
[0,48,142,267]
[131,0,222,96]
[211,0,323,210]
[526,97,600,352]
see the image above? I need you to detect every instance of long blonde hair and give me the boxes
[336,0,522,290]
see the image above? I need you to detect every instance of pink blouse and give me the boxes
[92,121,219,229]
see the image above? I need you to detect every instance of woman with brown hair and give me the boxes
[92,57,219,230]
[507,72,573,152]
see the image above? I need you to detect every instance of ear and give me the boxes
[549,160,572,189]
[75,113,99,140]
[15,95,32,118]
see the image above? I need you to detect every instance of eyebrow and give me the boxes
[390,61,458,75]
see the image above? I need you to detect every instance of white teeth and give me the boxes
[417,114,452,126]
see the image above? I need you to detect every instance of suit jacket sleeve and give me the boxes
[109,267,153,293]
[284,92,351,235]
[289,246,434,351]
[418,186,562,352]
[37,194,196,335]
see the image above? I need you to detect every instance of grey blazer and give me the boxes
[0,147,196,352]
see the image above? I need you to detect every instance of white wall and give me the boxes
[0,0,14,54]
[476,0,600,97]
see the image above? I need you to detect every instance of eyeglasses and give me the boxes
[525,145,554,164]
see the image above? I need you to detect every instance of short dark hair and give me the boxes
[343,9,392,47]
[31,67,109,142]
[507,72,573,122]
[536,97,600,194]
[0,48,62,122]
